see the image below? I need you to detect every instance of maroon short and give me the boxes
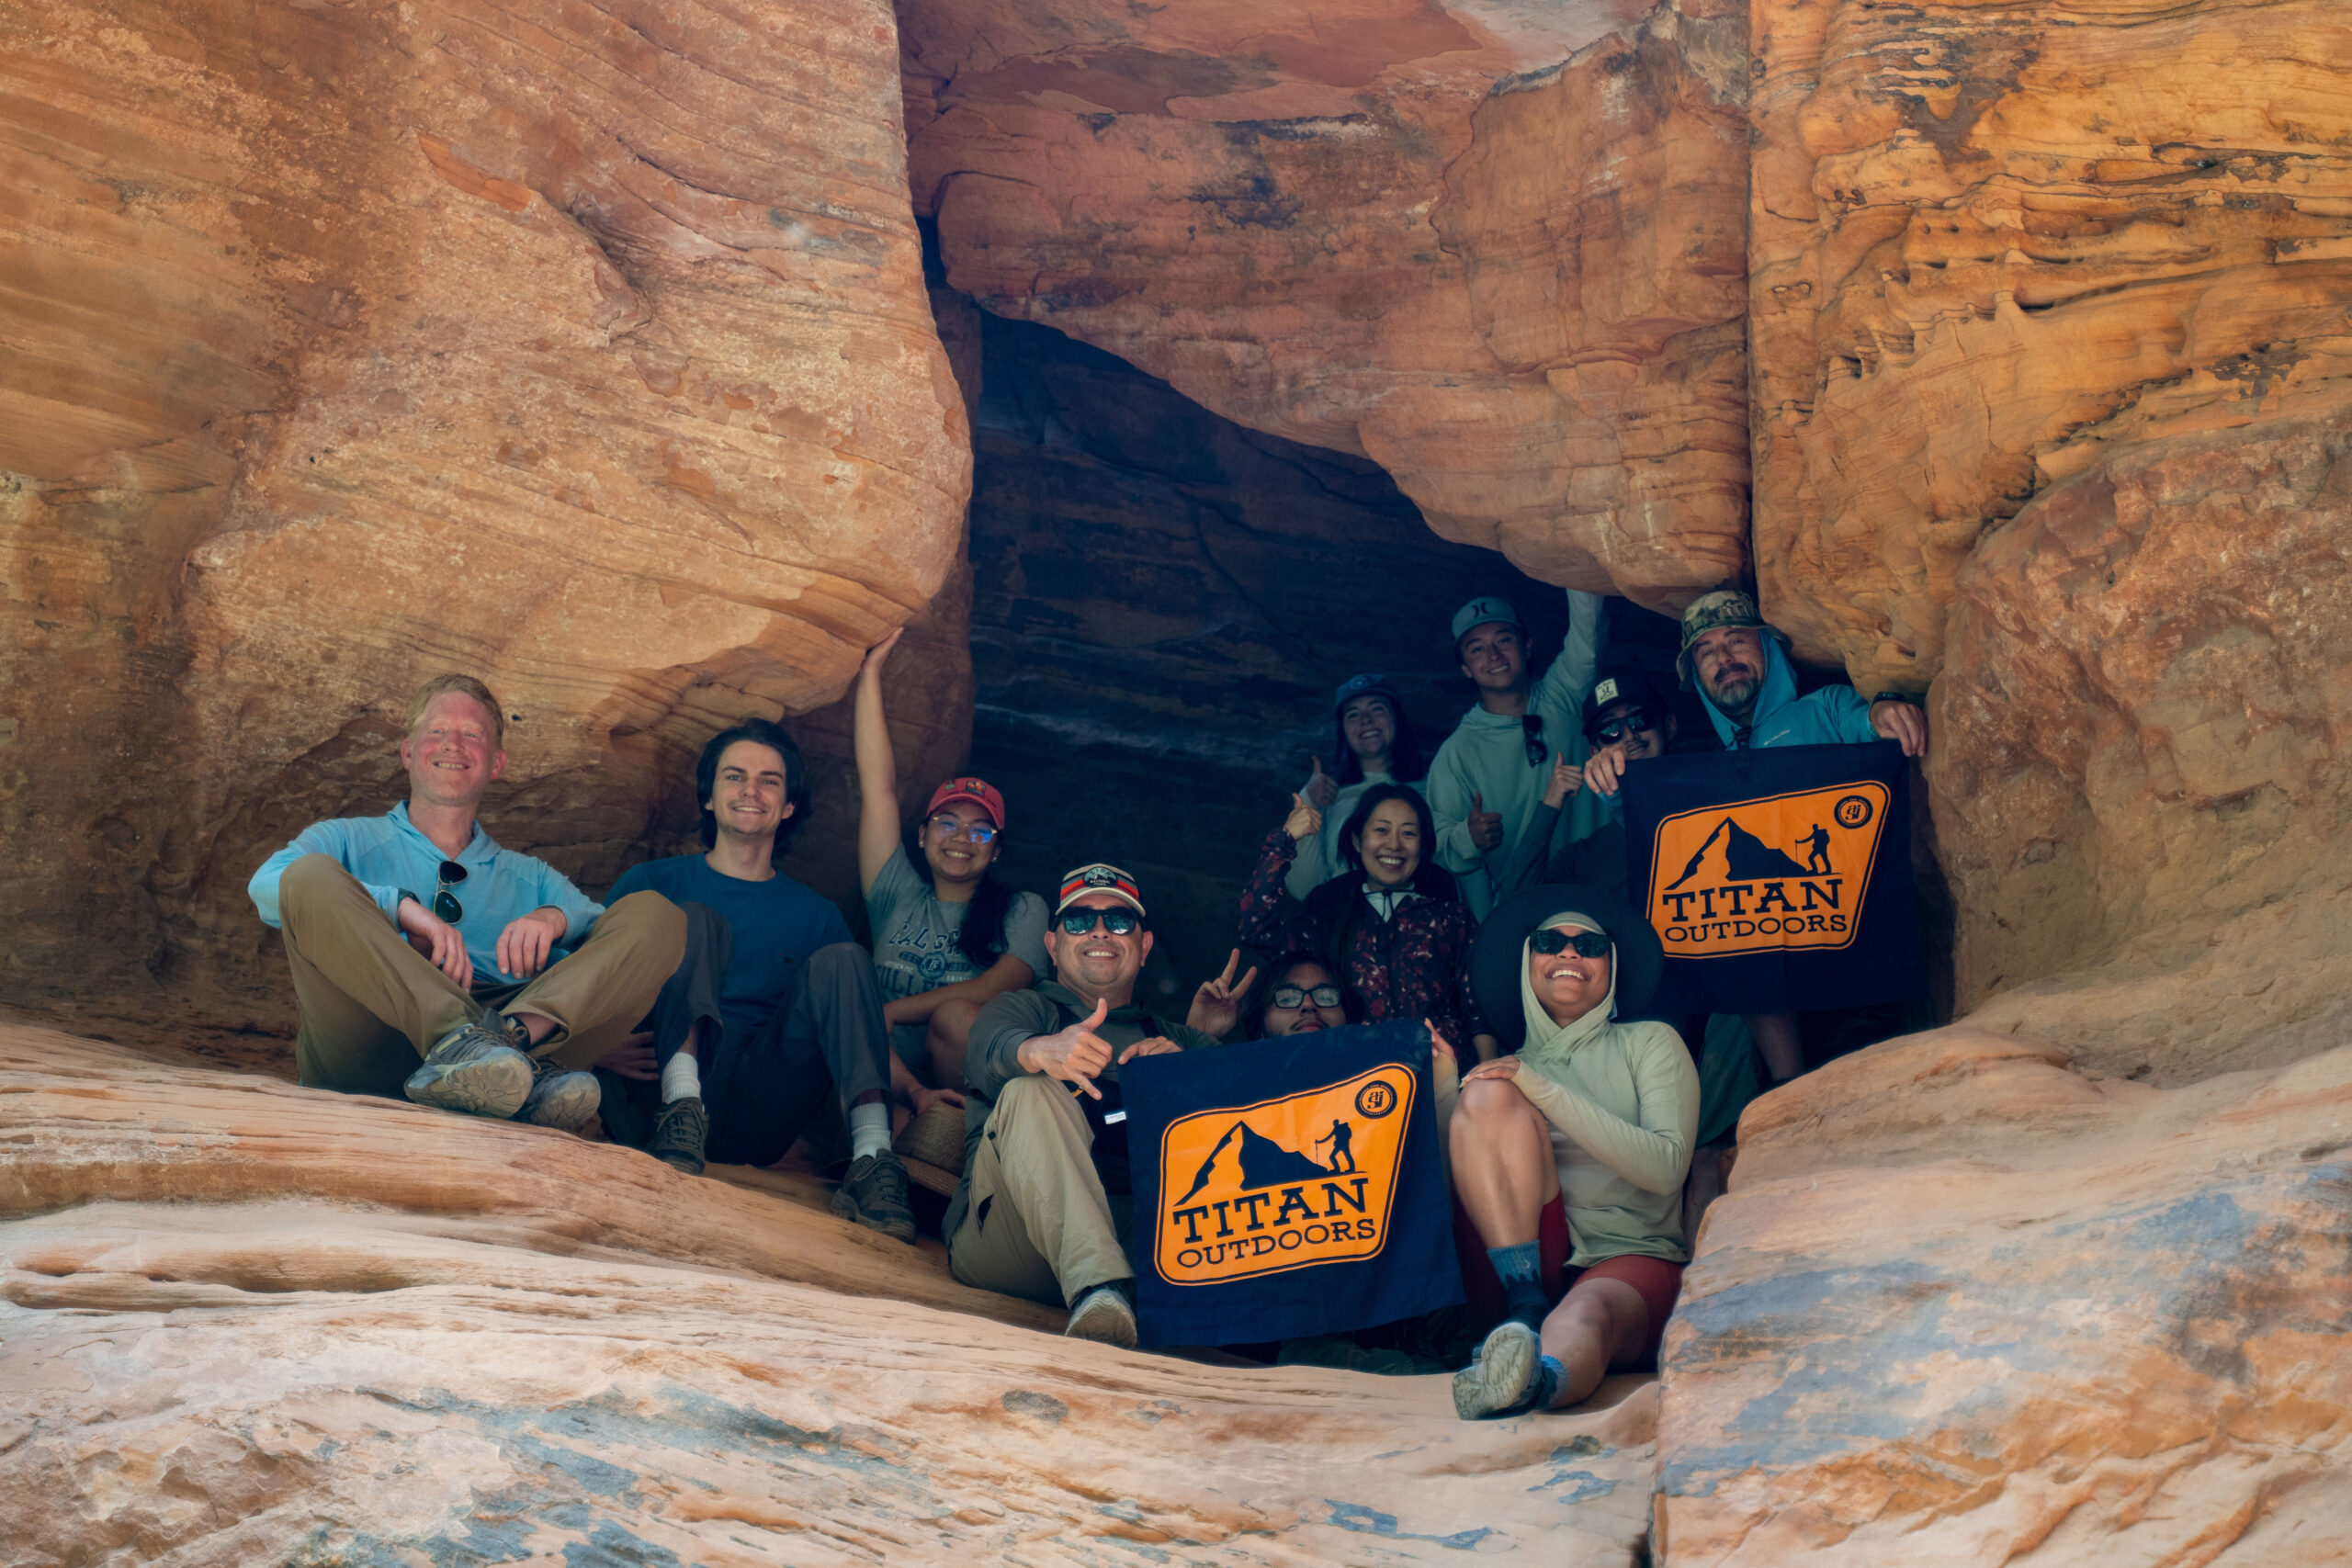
[1453,1195,1686,1364]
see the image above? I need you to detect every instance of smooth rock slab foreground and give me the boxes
[0,1025,1657,1564]
[1657,1026,2352,1565]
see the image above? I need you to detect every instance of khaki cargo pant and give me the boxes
[947,1075,1133,1309]
[277,853,684,1100]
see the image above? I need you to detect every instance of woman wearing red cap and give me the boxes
[857,631,1052,1095]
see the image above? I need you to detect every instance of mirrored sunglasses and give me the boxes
[1594,710,1657,747]
[1531,928,1611,958]
[1058,907,1141,936]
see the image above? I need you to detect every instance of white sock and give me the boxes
[848,1101,892,1162]
[661,1053,702,1105]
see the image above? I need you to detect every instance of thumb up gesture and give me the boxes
[1302,756,1339,810]
[1467,791,1504,852]
[1283,791,1324,845]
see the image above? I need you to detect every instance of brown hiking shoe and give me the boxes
[831,1150,916,1244]
[647,1095,707,1176]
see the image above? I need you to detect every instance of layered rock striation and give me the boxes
[903,0,1752,608]
[0,1024,1659,1564]
[0,0,971,1026]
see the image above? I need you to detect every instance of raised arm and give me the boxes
[854,628,907,897]
[1532,589,1606,715]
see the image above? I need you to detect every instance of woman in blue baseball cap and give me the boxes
[1287,673,1430,899]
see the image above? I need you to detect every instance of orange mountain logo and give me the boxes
[1154,1064,1413,1286]
[1645,781,1890,958]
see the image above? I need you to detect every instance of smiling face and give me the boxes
[1594,699,1672,766]
[1339,695,1396,764]
[705,739,792,846]
[1691,626,1768,716]
[921,799,999,885]
[401,691,505,812]
[1046,894,1152,1000]
[1457,623,1528,694]
[1351,798,1424,889]
[1261,961,1346,1037]
[1527,924,1613,1027]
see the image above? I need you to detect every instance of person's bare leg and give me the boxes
[1746,1011,1804,1083]
[926,998,983,1091]
[1539,1276,1649,1409]
[1448,1077,1559,1248]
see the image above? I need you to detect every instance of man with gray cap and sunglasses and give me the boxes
[1427,589,1608,919]
[946,863,1220,1347]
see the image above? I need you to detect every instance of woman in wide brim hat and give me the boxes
[1447,884,1699,1421]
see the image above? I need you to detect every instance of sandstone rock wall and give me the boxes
[903,0,1751,609]
[0,1024,1660,1564]
[1657,1026,2352,1564]
[0,0,970,1026]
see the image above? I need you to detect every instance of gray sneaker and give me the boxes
[517,1056,600,1134]
[405,1013,533,1118]
[647,1095,707,1176]
[1453,1320,1542,1420]
[830,1150,917,1244]
[1065,1283,1138,1348]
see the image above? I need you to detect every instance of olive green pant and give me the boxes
[947,1075,1133,1309]
[277,853,685,1100]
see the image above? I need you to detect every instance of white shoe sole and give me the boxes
[1453,1321,1541,1419]
[1065,1290,1138,1348]
[404,1045,532,1119]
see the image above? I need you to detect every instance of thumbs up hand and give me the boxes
[1283,791,1324,845]
[1019,995,1118,1098]
[1302,756,1339,810]
[1468,791,1504,852]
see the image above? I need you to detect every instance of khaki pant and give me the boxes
[947,1075,1132,1308]
[277,853,685,1099]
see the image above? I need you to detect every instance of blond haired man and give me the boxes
[249,674,684,1127]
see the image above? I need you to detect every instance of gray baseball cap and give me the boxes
[1451,596,1524,647]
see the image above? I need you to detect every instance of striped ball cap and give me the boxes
[1056,862,1146,919]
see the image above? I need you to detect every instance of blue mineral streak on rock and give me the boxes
[1324,1501,1494,1550]
[1655,1168,2348,1498]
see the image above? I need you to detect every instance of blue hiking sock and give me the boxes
[1487,1242,1547,1326]
[1532,1355,1566,1412]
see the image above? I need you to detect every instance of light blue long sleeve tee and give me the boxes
[1428,589,1606,919]
[248,802,603,985]
[1697,637,1879,750]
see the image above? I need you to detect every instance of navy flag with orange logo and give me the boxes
[1120,1021,1461,1348]
[1622,739,1927,1015]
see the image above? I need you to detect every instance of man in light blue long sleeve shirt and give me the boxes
[1426,589,1608,919]
[249,674,684,1125]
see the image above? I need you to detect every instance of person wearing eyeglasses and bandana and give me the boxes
[247,673,684,1133]
[945,863,1221,1348]
[854,629,1052,1095]
[1425,590,1608,919]
[1448,886,1698,1420]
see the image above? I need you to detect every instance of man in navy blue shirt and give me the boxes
[250,674,686,1129]
[604,718,916,1244]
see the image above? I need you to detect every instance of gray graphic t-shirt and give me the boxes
[866,845,1050,1066]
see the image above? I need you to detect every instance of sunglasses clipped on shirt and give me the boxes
[927,814,999,845]
[433,859,468,923]
[1594,710,1657,748]
[1521,712,1546,767]
[1531,928,1612,959]
[1270,984,1343,1011]
[1058,907,1143,937]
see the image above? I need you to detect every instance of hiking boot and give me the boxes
[405,1014,533,1118]
[830,1150,916,1244]
[647,1095,707,1176]
[1453,1320,1543,1420]
[516,1055,601,1134]
[1064,1283,1138,1349]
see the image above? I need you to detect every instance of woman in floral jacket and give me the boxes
[1238,783,1494,1061]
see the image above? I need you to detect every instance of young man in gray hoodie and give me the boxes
[1426,590,1606,919]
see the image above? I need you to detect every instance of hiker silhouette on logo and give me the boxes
[1799,822,1833,875]
[1314,1120,1356,1174]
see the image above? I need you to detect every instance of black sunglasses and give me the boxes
[1594,711,1657,748]
[433,859,468,923]
[1531,928,1611,958]
[1058,907,1142,936]
[1521,713,1545,767]
[1270,984,1342,1010]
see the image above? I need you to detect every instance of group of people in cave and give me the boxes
[247,584,1928,1423]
